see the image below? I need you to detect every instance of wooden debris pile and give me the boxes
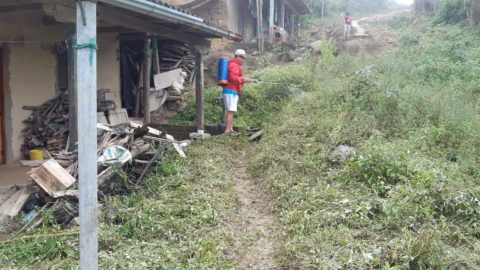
[0,92,193,231]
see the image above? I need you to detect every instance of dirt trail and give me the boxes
[232,161,277,270]
[337,12,405,56]
[227,12,409,269]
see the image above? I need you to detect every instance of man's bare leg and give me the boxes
[225,111,235,133]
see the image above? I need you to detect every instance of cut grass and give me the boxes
[1,137,254,269]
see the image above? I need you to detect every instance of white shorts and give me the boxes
[223,89,239,112]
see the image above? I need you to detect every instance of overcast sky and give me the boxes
[395,0,414,5]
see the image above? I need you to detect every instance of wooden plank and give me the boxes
[0,3,42,13]
[7,187,39,218]
[97,5,211,48]
[0,189,25,224]
[0,185,20,206]
[249,129,264,141]
[0,186,38,224]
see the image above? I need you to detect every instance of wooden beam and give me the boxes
[195,50,204,132]
[117,34,169,41]
[256,0,264,55]
[0,3,42,13]
[290,13,295,36]
[98,26,137,33]
[97,5,211,48]
[269,0,275,43]
[279,0,285,29]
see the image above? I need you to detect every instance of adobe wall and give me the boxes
[165,0,256,50]
[1,11,120,162]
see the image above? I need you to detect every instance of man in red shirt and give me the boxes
[344,13,352,38]
[223,49,252,136]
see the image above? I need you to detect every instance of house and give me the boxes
[0,0,241,183]
[164,0,310,49]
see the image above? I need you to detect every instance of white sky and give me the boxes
[395,0,414,5]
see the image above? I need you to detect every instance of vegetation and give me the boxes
[4,11,480,270]
[249,15,480,268]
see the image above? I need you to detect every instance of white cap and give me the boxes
[234,49,246,57]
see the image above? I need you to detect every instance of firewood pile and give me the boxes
[20,92,188,181]
[22,94,71,154]
[157,42,196,88]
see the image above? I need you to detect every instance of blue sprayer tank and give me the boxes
[217,57,229,86]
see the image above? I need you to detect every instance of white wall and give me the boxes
[1,11,120,162]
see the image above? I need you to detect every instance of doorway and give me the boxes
[0,46,6,164]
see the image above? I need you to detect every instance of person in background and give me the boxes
[344,13,352,38]
[223,49,252,136]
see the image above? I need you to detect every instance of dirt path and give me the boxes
[232,161,277,270]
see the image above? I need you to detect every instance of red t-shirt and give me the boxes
[345,16,352,25]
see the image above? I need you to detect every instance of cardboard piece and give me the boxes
[29,159,76,196]
[153,68,183,90]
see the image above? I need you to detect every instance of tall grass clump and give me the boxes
[249,19,480,269]
[171,61,310,129]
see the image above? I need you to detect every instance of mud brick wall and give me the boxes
[165,0,234,51]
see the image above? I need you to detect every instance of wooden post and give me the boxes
[269,0,275,43]
[290,13,295,37]
[256,0,264,55]
[75,1,98,269]
[279,0,285,28]
[152,40,160,75]
[143,39,152,124]
[134,62,142,118]
[66,24,77,151]
[195,50,204,132]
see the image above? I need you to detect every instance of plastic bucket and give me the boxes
[29,149,44,161]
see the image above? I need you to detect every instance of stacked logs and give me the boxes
[22,94,71,153]
[157,42,196,88]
